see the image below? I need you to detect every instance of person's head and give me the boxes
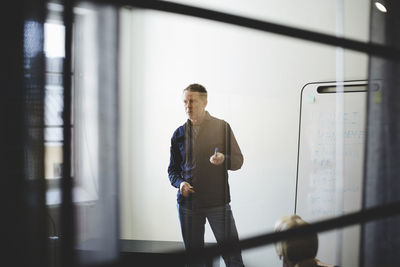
[274,215,318,267]
[182,83,208,124]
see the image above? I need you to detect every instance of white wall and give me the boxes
[119,1,369,266]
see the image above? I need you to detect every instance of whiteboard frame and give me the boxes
[295,79,369,213]
[294,79,372,266]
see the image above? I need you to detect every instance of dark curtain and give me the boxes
[361,1,400,267]
[0,1,48,267]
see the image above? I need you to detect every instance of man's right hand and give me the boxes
[180,181,195,198]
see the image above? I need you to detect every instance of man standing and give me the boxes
[168,83,245,266]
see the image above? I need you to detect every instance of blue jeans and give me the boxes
[178,204,245,267]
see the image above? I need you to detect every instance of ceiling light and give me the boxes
[375,2,387,13]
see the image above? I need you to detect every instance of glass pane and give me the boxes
[44,20,65,182]
[119,1,370,266]
[166,0,369,42]
[45,2,119,266]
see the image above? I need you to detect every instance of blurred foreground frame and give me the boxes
[2,1,400,267]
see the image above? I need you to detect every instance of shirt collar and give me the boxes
[187,111,211,126]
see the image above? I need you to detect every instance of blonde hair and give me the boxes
[274,215,318,267]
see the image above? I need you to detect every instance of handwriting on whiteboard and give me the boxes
[307,110,365,218]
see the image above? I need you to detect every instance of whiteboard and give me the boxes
[295,80,370,267]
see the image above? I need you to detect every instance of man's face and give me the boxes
[183,90,207,122]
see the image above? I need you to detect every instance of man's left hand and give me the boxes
[210,152,225,165]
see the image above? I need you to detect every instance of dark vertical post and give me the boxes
[60,0,75,267]
[0,2,27,267]
[23,0,48,265]
[0,1,47,267]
